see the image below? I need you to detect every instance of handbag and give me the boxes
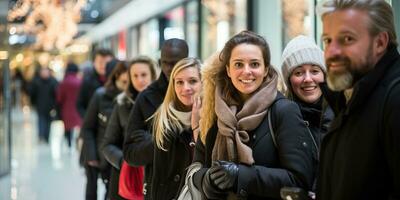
[177,162,202,200]
[118,160,144,200]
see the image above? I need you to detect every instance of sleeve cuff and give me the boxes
[236,164,255,198]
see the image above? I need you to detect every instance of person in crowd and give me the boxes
[101,56,157,200]
[81,61,129,200]
[281,35,334,194]
[281,35,334,144]
[76,49,114,117]
[316,0,400,199]
[123,38,189,200]
[29,67,58,143]
[57,62,82,148]
[77,49,114,168]
[191,30,315,199]
[151,58,202,200]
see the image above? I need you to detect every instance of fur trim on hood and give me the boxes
[116,92,134,106]
[199,52,223,143]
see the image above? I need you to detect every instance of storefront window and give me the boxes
[117,30,127,60]
[128,27,139,59]
[0,56,11,177]
[282,0,315,46]
[139,19,159,58]
[163,7,185,40]
[201,0,247,59]
[186,1,199,57]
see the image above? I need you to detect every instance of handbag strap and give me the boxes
[268,108,277,148]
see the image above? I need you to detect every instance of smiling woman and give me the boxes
[150,57,202,200]
[281,35,326,103]
[190,31,316,200]
[281,34,334,193]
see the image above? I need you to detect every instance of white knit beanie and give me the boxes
[281,35,326,86]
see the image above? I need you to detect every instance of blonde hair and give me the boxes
[152,57,202,151]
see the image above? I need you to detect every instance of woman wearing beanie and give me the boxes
[190,31,315,200]
[281,35,334,152]
[281,35,334,194]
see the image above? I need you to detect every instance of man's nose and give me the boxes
[325,40,342,59]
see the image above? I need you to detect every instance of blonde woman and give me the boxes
[191,31,315,199]
[150,57,202,200]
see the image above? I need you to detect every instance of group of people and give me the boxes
[29,61,82,146]
[28,0,399,199]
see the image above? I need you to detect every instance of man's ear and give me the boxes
[374,32,389,56]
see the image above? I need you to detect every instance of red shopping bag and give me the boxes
[118,161,144,200]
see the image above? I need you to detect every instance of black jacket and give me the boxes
[193,93,315,199]
[76,68,105,118]
[295,98,334,155]
[123,73,169,199]
[29,76,58,115]
[317,46,400,200]
[151,129,194,200]
[81,86,120,170]
[101,93,135,200]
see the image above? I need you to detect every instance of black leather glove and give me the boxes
[210,161,239,191]
[202,166,227,199]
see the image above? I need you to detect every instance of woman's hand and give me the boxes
[87,160,100,167]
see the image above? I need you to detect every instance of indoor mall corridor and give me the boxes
[0,107,105,200]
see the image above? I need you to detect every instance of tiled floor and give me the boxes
[0,107,105,200]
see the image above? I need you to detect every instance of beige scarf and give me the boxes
[212,73,278,165]
[169,103,192,130]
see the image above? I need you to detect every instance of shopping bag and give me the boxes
[118,160,144,200]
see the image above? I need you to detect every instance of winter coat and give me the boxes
[101,92,135,200]
[29,75,58,116]
[295,98,334,154]
[193,93,315,200]
[151,129,194,200]
[317,46,400,200]
[57,73,82,130]
[76,68,105,118]
[123,73,169,200]
[81,86,120,170]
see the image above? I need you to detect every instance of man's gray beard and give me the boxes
[327,70,353,91]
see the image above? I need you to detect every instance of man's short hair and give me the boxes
[94,49,114,59]
[317,0,398,47]
[161,38,189,56]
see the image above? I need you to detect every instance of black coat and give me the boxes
[193,93,315,199]
[76,68,105,118]
[295,98,334,154]
[123,73,169,199]
[81,86,120,170]
[151,129,194,200]
[29,76,58,116]
[317,46,400,200]
[101,93,135,200]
